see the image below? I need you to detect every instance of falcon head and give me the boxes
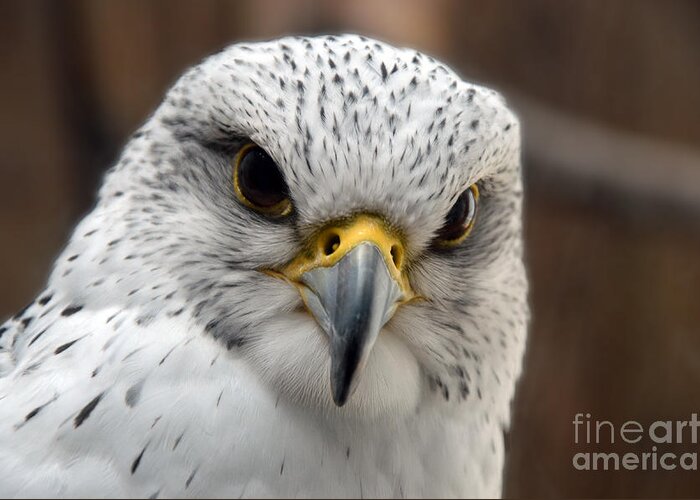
[76,35,527,419]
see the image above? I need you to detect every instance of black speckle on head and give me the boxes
[151,416,162,428]
[125,379,145,407]
[131,445,148,474]
[54,338,79,354]
[380,62,388,81]
[38,294,53,306]
[459,381,470,399]
[167,308,184,317]
[21,316,33,328]
[24,405,42,421]
[173,432,184,451]
[24,407,41,422]
[122,347,146,362]
[74,392,104,428]
[159,346,177,366]
[13,301,33,320]
[28,327,48,346]
[135,313,155,326]
[21,396,57,424]
[61,305,83,317]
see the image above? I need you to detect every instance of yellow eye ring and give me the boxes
[233,143,292,217]
[434,184,479,248]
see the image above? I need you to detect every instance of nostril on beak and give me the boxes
[323,232,341,256]
[390,244,403,269]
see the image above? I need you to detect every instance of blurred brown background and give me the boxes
[1,1,699,497]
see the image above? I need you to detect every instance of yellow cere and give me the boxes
[281,214,415,299]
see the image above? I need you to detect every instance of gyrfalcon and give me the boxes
[0,34,528,498]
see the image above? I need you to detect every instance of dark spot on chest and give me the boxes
[55,338,80,354]
[173,432,185,450]
[125,379,145,407]
[21,396,58,425]
[131,445,148,474]
[61,305,83,317]
[185,467,198,488]
[24,406,42,421]
[74,392,104,428]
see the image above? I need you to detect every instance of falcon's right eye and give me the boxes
[233,143,292,217]
[433,184,479,248]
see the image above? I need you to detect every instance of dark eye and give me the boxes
[233,144,292,216]
[434,184,479,247]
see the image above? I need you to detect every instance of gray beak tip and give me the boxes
[330,361,351,407]
[300,243,403,407]
[329,345,364,407]
[331,383,350,407]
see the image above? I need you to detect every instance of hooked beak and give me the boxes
[276,215,414,406]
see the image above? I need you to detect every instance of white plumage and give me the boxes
[0,35,527,498]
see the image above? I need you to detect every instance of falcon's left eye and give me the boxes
[233,143,292,216]
[434,184,479,248]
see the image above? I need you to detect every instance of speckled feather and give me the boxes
[0,35,527,498]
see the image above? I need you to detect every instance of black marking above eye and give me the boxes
[435,184,479,247]
[233,144,292,216]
